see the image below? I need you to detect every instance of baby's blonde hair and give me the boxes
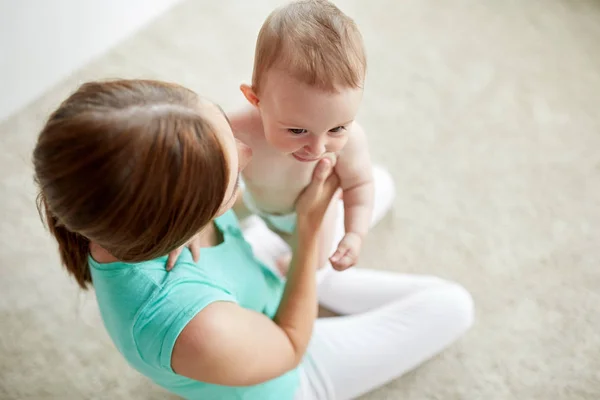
[252,0,366,93]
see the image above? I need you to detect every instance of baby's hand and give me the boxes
[329,232,362,270]
[166,234,202,271]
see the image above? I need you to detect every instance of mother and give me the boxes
[34,80,473,400]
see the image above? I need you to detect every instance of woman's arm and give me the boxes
[172,158,339,386]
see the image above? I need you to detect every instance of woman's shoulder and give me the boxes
[131,264,238,369]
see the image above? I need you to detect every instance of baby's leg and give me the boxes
[274,190,339,274]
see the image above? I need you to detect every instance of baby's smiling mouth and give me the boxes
[291,151,323,162]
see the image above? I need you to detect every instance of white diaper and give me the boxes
[242,190,297,234]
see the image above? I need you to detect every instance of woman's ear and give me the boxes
[240,84,260,107]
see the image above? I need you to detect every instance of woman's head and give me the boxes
[34,79,249,289]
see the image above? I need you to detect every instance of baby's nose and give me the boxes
[306,138,326,156]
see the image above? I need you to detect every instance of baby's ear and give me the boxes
[240,84,260,107]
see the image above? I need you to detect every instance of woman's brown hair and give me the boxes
[33,80,229,289]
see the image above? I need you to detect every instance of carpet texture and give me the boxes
[1,0,600,399]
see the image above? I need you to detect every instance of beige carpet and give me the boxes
[2,0,600,399]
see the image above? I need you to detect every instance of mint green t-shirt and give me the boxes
[89,210,299,400]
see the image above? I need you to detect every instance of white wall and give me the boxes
[0,0,182,121]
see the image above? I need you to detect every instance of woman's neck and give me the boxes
[197,222,222,247]
[89,242,119,263]
[89,222,221,263]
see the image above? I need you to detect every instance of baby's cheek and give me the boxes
[265,131,297,153]
[328,137,349,153]
[263,127,281,145]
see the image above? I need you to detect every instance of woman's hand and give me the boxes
[166,234,202,271]
[295,156,340,232]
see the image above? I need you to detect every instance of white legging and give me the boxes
[241,166,474,400]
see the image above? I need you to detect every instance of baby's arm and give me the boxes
[331,123,374,270]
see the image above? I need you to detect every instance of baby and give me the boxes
[230,0,373,271]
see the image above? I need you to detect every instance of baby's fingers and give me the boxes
[337,254,356,270]
[331,252,356,271]
[329,245,347,264]
[330,233,356,262]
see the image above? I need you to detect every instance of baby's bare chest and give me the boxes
[242,148,317,214]
[245,154,314,188]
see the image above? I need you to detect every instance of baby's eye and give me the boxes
[329,126,346,134]
[288,128,307,135]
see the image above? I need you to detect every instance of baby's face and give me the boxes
[257,69,363,162]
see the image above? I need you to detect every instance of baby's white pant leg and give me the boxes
[298,269,474,400]
[369,164,397,226]
[240,215,289,274]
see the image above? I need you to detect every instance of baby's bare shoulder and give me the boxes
[336,124,372,184]
[228,106,264,141]
[338,123,369,163]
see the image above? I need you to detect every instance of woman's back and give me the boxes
[89,210,298,399]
